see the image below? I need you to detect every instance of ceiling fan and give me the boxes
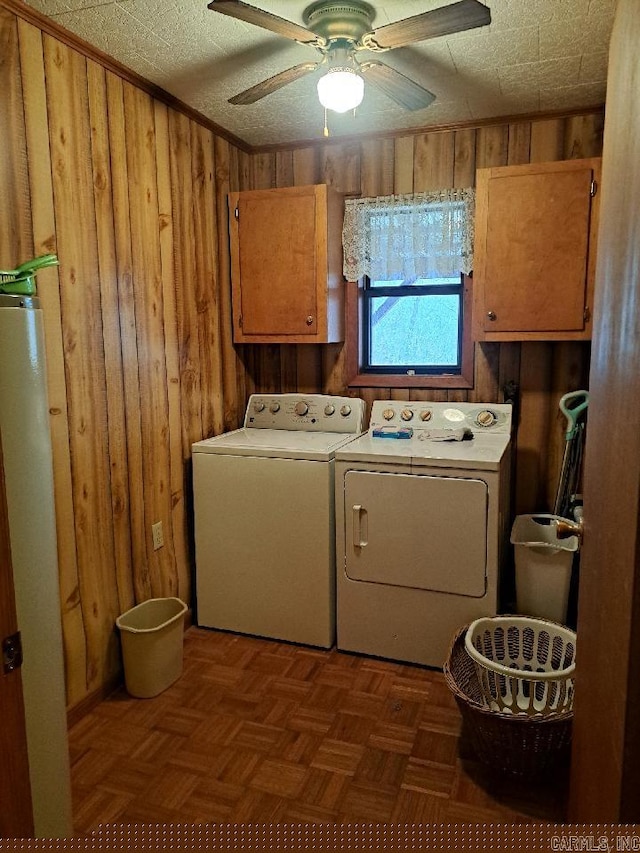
[207,0,491,116]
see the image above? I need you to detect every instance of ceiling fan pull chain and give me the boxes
[323,107,329,138]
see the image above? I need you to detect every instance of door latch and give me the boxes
[3,631,23,674]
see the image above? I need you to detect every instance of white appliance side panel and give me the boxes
[193,453,335,647]
[344,471,488,597]
[0,306,73,837]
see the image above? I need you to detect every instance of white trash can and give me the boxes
[116,597,188,698]
[510,514,579,625]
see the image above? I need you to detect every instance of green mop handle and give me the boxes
[559,390,589,440]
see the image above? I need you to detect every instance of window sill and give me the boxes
[347,372,474,389]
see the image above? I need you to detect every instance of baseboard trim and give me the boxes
[67,673,122,728]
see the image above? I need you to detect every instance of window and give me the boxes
[343,189,475,388]
[362,274,464,375]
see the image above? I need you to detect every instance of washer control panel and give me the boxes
[244,394,366,434]
[369,400,512,435]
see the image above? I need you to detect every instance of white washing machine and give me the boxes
[192,393,365,648]
[335,400,513,668]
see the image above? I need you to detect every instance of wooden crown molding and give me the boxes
[251,104,606,154]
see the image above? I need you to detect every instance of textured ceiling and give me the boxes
[25,0,614,147]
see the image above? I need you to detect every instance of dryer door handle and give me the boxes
[352,505,368,548]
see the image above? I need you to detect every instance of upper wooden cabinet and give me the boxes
[228,184,344,343]
[473,158,602,341]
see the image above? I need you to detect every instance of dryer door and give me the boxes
[344,470,487,596]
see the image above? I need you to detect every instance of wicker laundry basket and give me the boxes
[443,625,573,777]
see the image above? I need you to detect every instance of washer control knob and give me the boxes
[400,408,414,421]
[420,409,432,422]
[324,404,335,416]
[294,401,309,417]
[340,405,352,417]
[382,408,395,421]
[253,400,265,413]
[476,409,497,427]
[269,402,280,414]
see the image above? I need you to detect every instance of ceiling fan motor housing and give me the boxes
[302,1,376,44]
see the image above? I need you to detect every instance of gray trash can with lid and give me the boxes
[116,597,188,698]
[510,514,579,624]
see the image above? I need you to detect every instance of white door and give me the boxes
[344,470,488,596]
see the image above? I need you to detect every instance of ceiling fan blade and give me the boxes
[367,0,491,50]
[359,61,436,111]
[228,62,320,104]
[207,0,323,46]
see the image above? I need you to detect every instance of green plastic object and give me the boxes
[559,389,589,440]
[0,253,59,295]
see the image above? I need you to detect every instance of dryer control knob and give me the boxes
[269,402,280,414]
[476,409,497,427]
[253,400,265,413]
[324,404,335,416]
[294,401,309,417]
[420,409,432,422]
[382,408,395,421]
[340,405,352,417]
[400,408,414,421]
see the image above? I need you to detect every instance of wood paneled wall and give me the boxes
[0,2,603,711]
[0,6,246,709]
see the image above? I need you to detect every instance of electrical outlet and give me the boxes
[152,521,164,551]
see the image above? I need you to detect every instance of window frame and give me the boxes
[345,273,475,389]
[361,275,464,375]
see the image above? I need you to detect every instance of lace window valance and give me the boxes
[342,188,475,283]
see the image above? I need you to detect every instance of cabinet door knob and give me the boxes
[306,315,314,326]
[487,311,497,321]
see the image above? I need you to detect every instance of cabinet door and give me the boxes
[236,188,319,336]
[474,159,600,340]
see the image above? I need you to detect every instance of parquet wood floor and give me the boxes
[68,628,568,832]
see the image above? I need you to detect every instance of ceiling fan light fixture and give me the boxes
[317,66,364,113]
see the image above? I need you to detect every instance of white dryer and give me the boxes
[192,394,365,648]
[335,400,513,668]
